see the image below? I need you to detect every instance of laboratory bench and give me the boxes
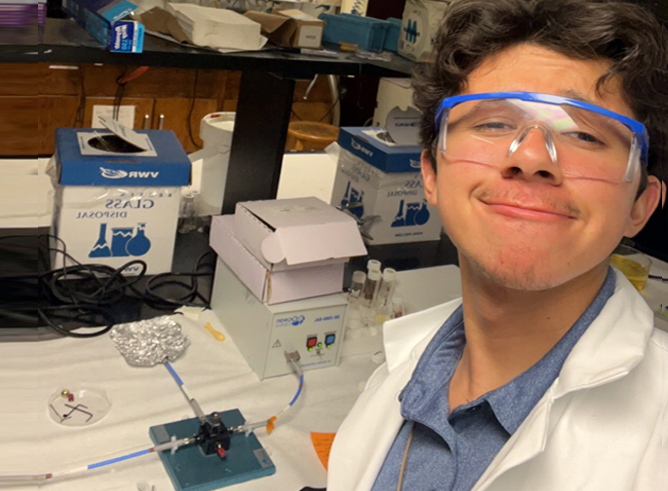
[27,17,416,214]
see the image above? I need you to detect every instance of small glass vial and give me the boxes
[374,268,396,310]
[178,190,198,234]
[361,268,381,308]
[348,270,367,305]
[391,296,405,319]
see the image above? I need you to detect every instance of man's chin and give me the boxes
[466,255,571,292]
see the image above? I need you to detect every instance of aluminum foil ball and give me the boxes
[110,316,189,367]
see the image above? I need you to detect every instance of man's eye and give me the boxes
[566,131,604,145]
[473,121,514,131]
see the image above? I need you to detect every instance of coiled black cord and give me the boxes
[33,235,215,338]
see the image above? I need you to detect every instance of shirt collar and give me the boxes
[399,267,617,435]
[488,267,616,434]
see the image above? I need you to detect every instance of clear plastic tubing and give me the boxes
[374,268,396,309]
[349,270,367,303]
[362,269,381,308]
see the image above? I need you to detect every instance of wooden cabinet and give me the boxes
[0,96,38,156]
[38,95,80,155]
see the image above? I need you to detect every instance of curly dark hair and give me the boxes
[413,0,668,188]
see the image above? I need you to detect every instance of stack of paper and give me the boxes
[166,3,267,50]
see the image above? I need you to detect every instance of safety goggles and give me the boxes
[434,92,649,182]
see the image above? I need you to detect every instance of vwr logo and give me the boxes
[350,139,374,158]
[276,315,305,327]
[100,167,159,179]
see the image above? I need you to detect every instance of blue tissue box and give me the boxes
[62,0,144,53]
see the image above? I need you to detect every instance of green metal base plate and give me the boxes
[149,409,275,491]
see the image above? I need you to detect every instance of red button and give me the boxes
[307,337,318,348]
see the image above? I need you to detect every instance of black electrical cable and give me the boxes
[34,235,215,339]
[186,70,202,150]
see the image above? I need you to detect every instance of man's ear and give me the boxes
[624,176,664,237]
[421,149,438,207]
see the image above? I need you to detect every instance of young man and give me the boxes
[327,1,667,489]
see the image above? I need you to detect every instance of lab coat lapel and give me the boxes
[471,270,655,490]
[472,393,553,491]
[348,300,463,489]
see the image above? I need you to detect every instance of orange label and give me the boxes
[310,432,336,470]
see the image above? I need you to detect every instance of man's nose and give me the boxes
[501,126,564,184]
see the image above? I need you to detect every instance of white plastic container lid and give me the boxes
[368,269,381,281]
[367,259,381,272]
[352,270,367,284]
[200,112,235,149]
[382,268,396,282]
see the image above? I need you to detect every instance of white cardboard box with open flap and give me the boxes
[232,197,367,272]
[210,215,351,305]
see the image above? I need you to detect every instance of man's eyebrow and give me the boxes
[558,89,596,105]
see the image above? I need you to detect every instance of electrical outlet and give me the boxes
[92,105,136,129]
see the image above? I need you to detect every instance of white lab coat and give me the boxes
[327,269,668,490]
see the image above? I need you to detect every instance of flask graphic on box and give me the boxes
[89,223,112,258]
[340,181,365,218]
[111,227,134,257]
[126,223,151,256]
[391,199,430,228]
[90,223,152,258]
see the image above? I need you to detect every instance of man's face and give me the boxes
[422,43,662,291]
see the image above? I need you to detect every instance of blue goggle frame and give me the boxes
[434,91,650,166]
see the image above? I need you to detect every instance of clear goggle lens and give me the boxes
[437,98,644,182]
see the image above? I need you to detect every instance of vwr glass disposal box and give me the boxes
[332,127,441,244]
[50,123,191,275]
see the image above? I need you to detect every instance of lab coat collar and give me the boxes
[551,268,655,398]
[383,298,463,374]
[383,269,654,395]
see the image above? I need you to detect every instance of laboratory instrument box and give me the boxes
[398,0,452,62]
[62,0,144,53]
[332,127,441,244]
[211,258,347,380]
[51,123,191,275]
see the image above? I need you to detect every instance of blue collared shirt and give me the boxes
[371,267,616,491]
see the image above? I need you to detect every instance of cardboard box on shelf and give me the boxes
[245,9,324,48]
[62,0,144,53]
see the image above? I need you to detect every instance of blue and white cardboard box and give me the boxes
[62,0,145,53]
[331,127,441,245]
[51,123,191,275]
